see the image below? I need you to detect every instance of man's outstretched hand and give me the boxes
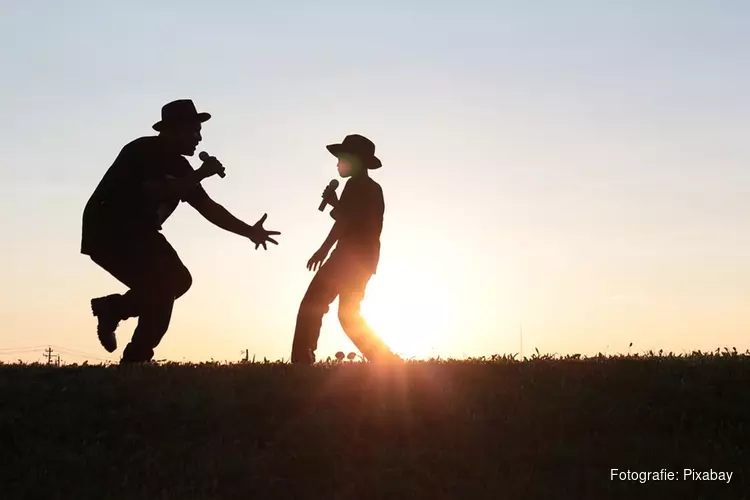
[248,213,280,250]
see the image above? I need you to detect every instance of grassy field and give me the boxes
[1,351,749,499]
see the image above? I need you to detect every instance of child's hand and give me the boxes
[307,247,329,271]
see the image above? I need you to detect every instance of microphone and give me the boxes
[198,151,226,178]
[318,179,339,211]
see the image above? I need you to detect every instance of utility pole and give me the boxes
[43,346,54,366]
[519,325,523,360]
[55,354,61,367]
[242,349,249,362]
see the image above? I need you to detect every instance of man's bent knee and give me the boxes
[173,267,192,299]
[144,266,191,302]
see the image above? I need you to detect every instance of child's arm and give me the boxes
[319,221,343,254]
[308,220,345,271]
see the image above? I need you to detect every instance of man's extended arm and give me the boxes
[189,195,253,237]
[188,194,281,250]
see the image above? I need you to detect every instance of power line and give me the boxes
[0,345,113,364]
[0,349,48,355]
[0,345,49,353]
[51,345,113,362]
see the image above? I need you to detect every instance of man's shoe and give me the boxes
[91,295,121,353]
[121,343,154,364]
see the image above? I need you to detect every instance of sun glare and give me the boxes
[359,264,459,359]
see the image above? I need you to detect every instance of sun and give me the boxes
[359,263,459,359]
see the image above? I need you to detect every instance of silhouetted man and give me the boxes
[81,99,280,363]
[291,134,399,364]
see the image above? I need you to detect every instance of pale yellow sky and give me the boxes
[2,2,749,364]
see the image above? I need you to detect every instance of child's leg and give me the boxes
[291,261,340,363]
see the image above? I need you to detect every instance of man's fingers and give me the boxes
[267,231,281,236]
[267,237,278,245]
[258,213,268,224]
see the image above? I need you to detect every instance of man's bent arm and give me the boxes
[190,196,254,237]
[144,170,208,202]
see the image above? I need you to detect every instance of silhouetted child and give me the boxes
[291,134,400,364]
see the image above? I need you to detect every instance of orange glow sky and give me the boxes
[2,2,749,364]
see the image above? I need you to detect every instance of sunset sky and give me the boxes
[2,1,749,364]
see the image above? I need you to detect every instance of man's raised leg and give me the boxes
[89,251,146,353]
[88,233,192,361]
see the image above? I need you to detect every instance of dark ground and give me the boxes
[1,352,749,499]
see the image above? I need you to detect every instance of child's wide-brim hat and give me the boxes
[326,134,382,169]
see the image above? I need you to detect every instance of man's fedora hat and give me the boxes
[152,99,211,132]
[326,134,382,169]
